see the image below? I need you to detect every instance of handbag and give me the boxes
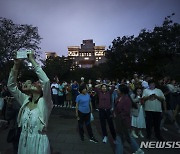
[90,113,94,121]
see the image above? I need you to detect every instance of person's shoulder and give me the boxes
[143,88,148,93]
[124,95,131,103]
[155,88,163,93]
[76,94,81,100]
[86,93,90,97]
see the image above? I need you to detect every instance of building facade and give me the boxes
[45,52,58,59]
[68,39,106,70]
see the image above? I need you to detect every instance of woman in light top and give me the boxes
[130,87,146,139]
[7,53,53,154]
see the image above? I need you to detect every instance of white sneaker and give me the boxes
[102,136,108,143]
[131,130,138,138]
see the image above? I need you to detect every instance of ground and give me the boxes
[0,108,180,154]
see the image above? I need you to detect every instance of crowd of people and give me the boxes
[1,60,180,154]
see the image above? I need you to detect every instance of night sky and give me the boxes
[0,0,180,57]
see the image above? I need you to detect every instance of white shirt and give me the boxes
[142,88,165,112]
[51,83,59,95]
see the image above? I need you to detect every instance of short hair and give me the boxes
[148,79,155,85]
[118,84,129,94]
[79,85,86,93]
[101,84,107,88]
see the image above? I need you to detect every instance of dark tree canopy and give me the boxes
[0,17,42,81]
[42,56,73,81]
[105,14,180,80]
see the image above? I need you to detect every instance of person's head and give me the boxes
[118,84,129,96]
[148,79,156,90]
[79,85,87,94]
[171,79,176,85]
[23,80,42,95]
[133,73,138,79]
[135,87,142,96]
[101,84,107,92]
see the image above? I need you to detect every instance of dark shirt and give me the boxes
[115,95,132,128]
[71,84,79,96]
[94,86,114,109]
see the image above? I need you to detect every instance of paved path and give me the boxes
[0,108,180,154]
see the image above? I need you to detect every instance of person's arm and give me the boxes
[75,103,79,118]
[130,94,138,103]
[75,96,79,120]
[7,59,28,105]
[28,54,53,109]
[142,89,151,102]
[94,84,102,94]
[95,84,102,88]
[154,94,165,102]
[142,95,151,102]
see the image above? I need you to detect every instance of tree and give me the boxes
[0,17,42,81]
[42,56,73,81]
[106,14,180,80]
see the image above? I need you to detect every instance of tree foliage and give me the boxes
[106,14,180,80]
[42,56,73,81]
[0,17,42,81]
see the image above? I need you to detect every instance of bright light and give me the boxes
[84,57,89,60]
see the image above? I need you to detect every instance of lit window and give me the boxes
[99,57,101,59]
[96,60,98,61]
[84,57,89,60]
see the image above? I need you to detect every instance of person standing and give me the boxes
[72,81,79,108]
[65,83,72,108]
[142,79,166,141]
[114,85,144,154]
[51,79,59,108]
[58,82,64,107]
[130,87,146,138]
[7,53,53,154]
[94,83,116,143]
[75,85,98,143]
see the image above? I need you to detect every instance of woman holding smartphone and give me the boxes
[7,52,53,154]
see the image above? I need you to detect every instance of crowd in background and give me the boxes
[1,73,180,154]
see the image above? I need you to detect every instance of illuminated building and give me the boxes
[68,39,106,70]
[45,52,58,59]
